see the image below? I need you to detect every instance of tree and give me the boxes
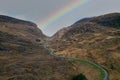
[72,73,87,80]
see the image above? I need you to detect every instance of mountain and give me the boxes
[0,15,47,54]
[0,15,102,80]
[0,15,46,41]
[49,13,120,80]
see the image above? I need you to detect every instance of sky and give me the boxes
[0,0,120,36]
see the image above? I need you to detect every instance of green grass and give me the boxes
[66,58,106,80]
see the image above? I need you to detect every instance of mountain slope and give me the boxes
[0,15,46,42]
[0,15,102,80]
[0,15,47,54]
[49,13,120,80]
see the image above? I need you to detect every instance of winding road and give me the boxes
[43,44,109,80]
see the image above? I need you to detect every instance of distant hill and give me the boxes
[49,13,120,80]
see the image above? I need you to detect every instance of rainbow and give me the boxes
[39,0,90,29]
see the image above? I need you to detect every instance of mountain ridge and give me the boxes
[0,15,36,27]
[51,12,120,40]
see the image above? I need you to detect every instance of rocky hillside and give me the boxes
[0,15,102,80]
[0,15,47,54]
[49,13,120,80]
[0,15,46,42]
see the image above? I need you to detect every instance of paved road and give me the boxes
[44,44,109,80]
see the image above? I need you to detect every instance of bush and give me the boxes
[72,73,87,80]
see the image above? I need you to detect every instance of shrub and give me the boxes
[72,73,87,80]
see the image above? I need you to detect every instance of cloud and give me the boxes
[13,15,28,20]
[0,11,28,21]
[0,11,9,15]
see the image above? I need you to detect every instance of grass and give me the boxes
[44,44,104,80]
[63,57,106,80]
[0,76,8,80]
